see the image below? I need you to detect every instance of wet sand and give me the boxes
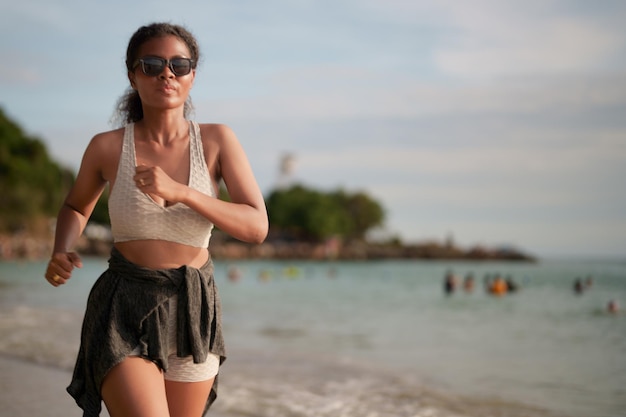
[0,355,229,417]
[0,355,101,417]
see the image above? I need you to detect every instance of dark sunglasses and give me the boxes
[133,56,195,77]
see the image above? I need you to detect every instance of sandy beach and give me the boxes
[0,356,234,417]
[0,355,108,417]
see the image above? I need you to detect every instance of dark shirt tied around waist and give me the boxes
[67,248,226,417]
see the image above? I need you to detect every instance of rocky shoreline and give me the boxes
[0,231,536,262]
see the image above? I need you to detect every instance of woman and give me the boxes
[44,23,268,417]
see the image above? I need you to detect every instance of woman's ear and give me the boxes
[128,72,137,90]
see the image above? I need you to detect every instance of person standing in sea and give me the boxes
[44,22,268,417]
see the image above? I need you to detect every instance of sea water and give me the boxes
[0,256,624,417]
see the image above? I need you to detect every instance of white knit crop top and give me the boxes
[108,121,215,248]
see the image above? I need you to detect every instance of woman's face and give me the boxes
[129,35,195,113]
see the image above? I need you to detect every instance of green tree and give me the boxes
[0,107,74,233]
[266,184,385,242]
[331,190,385,240]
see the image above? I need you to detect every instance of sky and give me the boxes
[1,0,625,258]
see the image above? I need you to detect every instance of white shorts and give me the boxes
[130,296,220,382]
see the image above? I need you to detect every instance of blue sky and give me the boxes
[2,1,625,258]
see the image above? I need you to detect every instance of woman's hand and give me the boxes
[45,252,83,287]
[134,165,186,205]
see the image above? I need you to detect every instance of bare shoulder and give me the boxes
[197,123,238,145]
[86,128,124,154]
[196,123,247,181]
[81,127,125,181]
[197,123,242,163]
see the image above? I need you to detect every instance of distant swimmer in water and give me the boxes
[607,299,620,314]
[227,265,242,282]
[443,270,457,295]
[505,275,519,293]
[489,274,507,296]
[573,278,584,295]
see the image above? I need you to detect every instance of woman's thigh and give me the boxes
[101,357,169,417]
[165,378,215,417]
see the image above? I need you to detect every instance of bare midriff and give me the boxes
[114,240,209,270]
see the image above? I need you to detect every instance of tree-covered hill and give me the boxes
[265,185,385,242]
[0,107,74,233]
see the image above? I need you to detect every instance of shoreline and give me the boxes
[0,351,560,417]
[0,231,537,262]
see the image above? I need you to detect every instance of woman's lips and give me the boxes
[158,83,176,94]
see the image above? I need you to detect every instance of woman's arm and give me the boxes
[45,134,110,286]
[193,124,268,243]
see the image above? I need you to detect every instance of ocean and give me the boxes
[0,256,625,417]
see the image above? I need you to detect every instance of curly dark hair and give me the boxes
[112,22,200,126]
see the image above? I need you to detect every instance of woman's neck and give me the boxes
[137,110,188,145]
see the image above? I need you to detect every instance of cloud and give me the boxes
[349,1,626,79]
[435,19,623,78]
[0,1,72,31]
[197,66,626,135]
[0,64,40,85]
[431,2,626,78]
